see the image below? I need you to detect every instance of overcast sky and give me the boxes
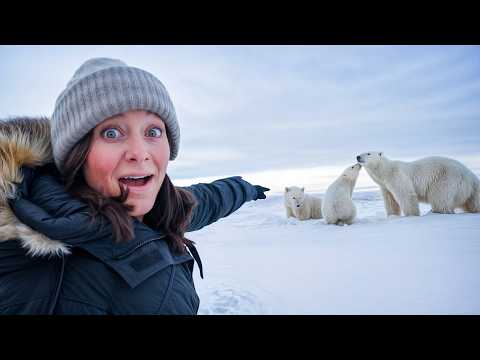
[1,45,479,190]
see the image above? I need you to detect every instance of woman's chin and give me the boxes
[128,202,154,220]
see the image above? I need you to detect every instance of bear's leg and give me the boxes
[389,180,420,216]
[296,207,308,221]
[304,206,312,220]
[381,187,401,216]
[429,185,456,214]
[344,203,356,224]
[399,193,420,216]
[336,220,345,226]
[464,191,480,213]
[323,213,337,224]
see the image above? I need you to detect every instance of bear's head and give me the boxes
[356,151,384,168]
[284,186,306,208]
[341,163,362,181]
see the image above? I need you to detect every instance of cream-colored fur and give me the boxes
[322,164,361,226]
[284,186,322,220]
[357,151,480,216]
[0,117,69,256]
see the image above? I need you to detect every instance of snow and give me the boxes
[188,188,480,315]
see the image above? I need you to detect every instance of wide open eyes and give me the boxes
[147,127,163,138]
[101,127,163,139]
[102,128,122,139]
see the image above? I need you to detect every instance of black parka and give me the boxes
[0,169,262,315]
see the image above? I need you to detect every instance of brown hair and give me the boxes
[62,131,197,254]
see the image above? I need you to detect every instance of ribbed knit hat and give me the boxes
[51,57,180,172]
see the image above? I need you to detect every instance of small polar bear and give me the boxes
[284,186,323,220]
[357,151,480,216]
[322,163,361,226]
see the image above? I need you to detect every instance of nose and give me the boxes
[125,136,150,162]
[356,155,361,162]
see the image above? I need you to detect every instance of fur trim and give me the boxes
[0,117,70,256]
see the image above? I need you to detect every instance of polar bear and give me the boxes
[284,186,323,220]
[322,164,361,226]
[356,151,480,216]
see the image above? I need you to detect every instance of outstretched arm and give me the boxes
[183,176,269,232]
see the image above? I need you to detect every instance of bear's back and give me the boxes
[410,156,477,179]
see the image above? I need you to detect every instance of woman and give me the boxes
[0,57,269,314]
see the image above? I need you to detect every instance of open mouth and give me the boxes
[118,175,153,187]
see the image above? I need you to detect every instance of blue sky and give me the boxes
[1,45,479,190]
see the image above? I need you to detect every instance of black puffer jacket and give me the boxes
[0,117,268,314]
[0,168,263,314]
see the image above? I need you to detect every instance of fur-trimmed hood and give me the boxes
[0,116,69,256]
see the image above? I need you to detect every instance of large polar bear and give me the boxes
[357,151,480,216]
[284,186,323,220]
[322,164,361,226]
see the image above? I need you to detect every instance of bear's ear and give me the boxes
[285,187,289,192]
[379,152,383,156]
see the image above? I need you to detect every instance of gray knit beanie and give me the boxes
[51,57,180,172]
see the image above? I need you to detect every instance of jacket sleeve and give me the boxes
[182,176,258,232]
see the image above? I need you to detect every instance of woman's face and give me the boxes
[83,110,170,220]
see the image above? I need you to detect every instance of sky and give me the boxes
[1,45,479,191]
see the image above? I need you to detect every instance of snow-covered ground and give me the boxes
[188,188,480,315]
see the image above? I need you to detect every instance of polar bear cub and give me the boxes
[284,186,323,220]
[357,151,480,216]
[322,164,361,226]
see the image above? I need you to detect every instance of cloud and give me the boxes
[1,45,479,184]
